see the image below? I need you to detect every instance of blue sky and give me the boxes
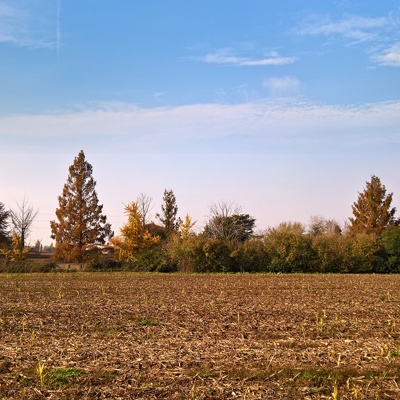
[1,0,399,244]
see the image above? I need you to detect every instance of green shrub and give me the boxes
[135,245,169,272]
[237,239,270,272]
[312,233,345,273]
[381,227,400,272]
[163,235,196,272]
[264,224,315,272]
[84,254,121,271]
[344,233,386,273]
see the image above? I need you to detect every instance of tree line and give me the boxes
[1,150,399,273]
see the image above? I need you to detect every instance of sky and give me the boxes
[1,0,400,245]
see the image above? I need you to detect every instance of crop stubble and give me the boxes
[1,273,400,399]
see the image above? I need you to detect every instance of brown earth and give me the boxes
[1,273,400,399]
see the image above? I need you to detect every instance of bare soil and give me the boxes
[1,273,400,399]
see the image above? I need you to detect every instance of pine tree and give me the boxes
[50,150,113,262]
[0,202,10,245]
[157,189,179,237]
[349,175,396,236]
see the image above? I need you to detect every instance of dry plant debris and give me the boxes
[1,273,400,399]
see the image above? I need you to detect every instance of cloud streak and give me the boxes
[196,49,297,66]
[0,1,56,48]
[296,12,400,67]
[1,100,399,154]
[297,14,388,42]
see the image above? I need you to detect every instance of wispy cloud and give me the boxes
[0,1,57,48]
[1,100,399,154]
[297,12,400,67]
[195,49,297,67]
[297,14,387,43]
[374,43,400,66]
[263,77,300,97]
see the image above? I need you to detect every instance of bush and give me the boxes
[344,233,386,273]
[84,254,121,271]
[134,245,176,272]
[0,259,57,273]
[163,235,198,272]
[264,226,315,273]
[202,238,237,272]
[165,235,264,273]
[381,227,400,272]
[237,239,270,272]
[312,233,345,273]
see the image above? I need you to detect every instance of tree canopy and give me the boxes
[349,175,397,236]
[50,150,113,262]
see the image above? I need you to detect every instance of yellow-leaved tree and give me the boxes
[179,214,196,240]
[0,231,30,261]
[111,201,160,261]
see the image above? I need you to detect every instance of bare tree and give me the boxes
[209,200,242,219]
[205,200,255,242]
[137,193,154,227]
[308,215,342,236]
[10,198,38,249]
[206,200,242,239]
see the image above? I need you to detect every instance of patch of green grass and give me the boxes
[389,345,400,357]
[198,370,215,378]
[190,369,216,379]
[300,369,327,380]
[46,367,84,388]
[136,318,158,326]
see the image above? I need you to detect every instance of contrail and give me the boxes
[56,0,61,58]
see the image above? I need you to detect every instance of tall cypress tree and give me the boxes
[50,150,113,262]
[349,175,396,236]
[157,189,179,237]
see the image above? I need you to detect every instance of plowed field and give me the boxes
[1,273,400,399]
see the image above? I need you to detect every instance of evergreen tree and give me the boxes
[349,175,396,236]
[0,202,10,245]
[50,150,113,262]
[157,189,179,237]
